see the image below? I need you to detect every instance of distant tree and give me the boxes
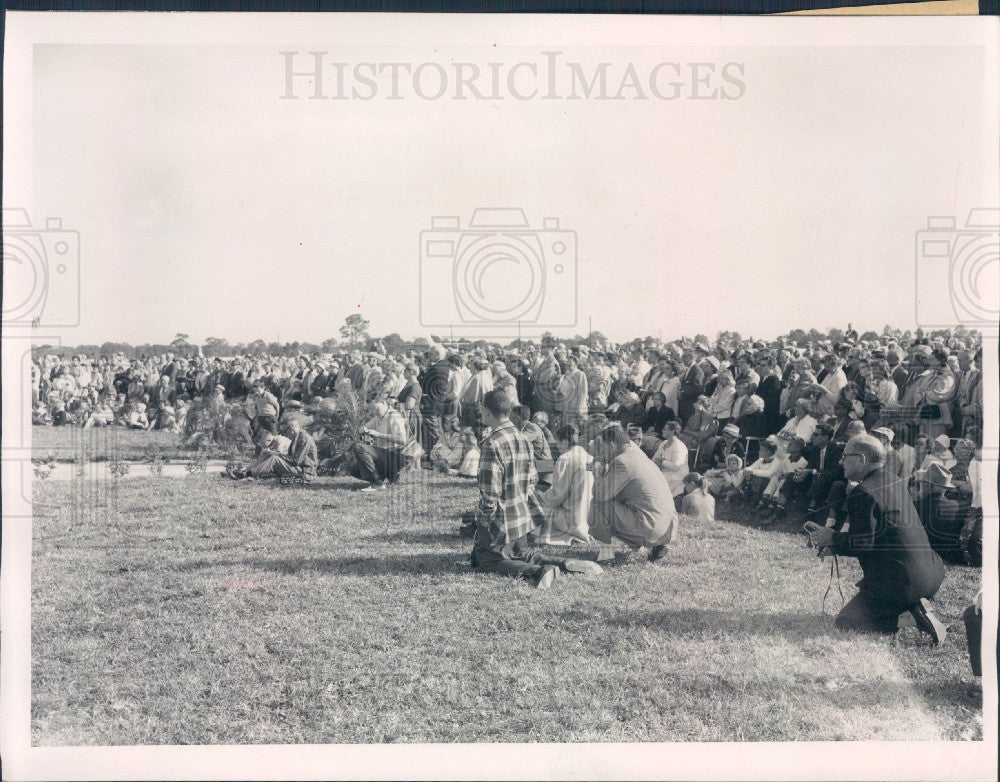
[382,333,407,353]
[859,331,879,343]
[340,314,371,346]
[320,338,340,353]
[100,341,136,357]
[693,333,709,345]
[171,332,190,349]
[412,337,431,349]
[787,329,807,344]
[540,332,557,348]
[299,342,320,355]
[246,339,267,355]
[202,337,232,357]
[827,328,845,343]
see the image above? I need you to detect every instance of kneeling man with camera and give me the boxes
[806,433,947,645]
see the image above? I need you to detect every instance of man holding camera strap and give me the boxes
[807,433,947,645]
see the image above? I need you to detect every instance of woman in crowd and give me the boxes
[639,391,674,456]
[681,472,715,521]
[653,420,689,505]
[678,395,717,451]
[917,347,957,438]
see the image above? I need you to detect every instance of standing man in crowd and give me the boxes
[246,378,280,447]
[807,434,947,644]
[556,354,589,426]
[677,351,704,422]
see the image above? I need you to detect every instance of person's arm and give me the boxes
[832,490,879,556]
[539,457,571,508]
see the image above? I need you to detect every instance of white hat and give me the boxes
[933,434,951,450]
[872,426,894,443]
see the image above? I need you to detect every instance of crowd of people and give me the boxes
[32,326,985,574]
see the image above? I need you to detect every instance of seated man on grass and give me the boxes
[349,400,408,492]
[469,390,601,589]
[228,420,318,481]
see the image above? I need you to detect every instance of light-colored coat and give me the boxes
[537,445,594,544]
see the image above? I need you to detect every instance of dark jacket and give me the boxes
[833,468,945,607]
[804,442,844,481]
[914,490,964,564]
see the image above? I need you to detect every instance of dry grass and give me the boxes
[31,467,982,745]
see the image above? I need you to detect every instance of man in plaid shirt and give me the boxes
[470,389,598,588]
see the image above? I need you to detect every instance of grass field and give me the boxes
[31,464,983,745]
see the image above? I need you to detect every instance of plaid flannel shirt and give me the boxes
[474,420,542,550]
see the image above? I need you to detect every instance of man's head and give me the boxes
[957,349,974,371]
[811,423,833,448]
[841,434,885,481]
[845,420,867,439]
[555,424,580,450]
[532,410,549,428]
[871,426,894,449]
[722,423,740,443]
[481,389,513,427]
[597,423,631,461]
[510,405,532,426]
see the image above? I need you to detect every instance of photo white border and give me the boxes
[2,11,998,781]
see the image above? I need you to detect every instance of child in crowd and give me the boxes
[706,454,745,504]
[759,436,808,521]
[456,427,481,478]
[739,436,783,505]
[681,472,715,521]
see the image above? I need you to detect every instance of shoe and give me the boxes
[648,544,668,563]
[535,564,559,590]
[595,545,617,563]
[910,598,947,646]
[563,559,603,576]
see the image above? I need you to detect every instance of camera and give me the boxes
[915,208,998,327]
[419,208,577,330]
[2,208,81,327]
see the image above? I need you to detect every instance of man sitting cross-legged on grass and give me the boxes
[589,424,677,563]
[470,390,601,589]
[226,419,318,481]
[807,434,947,645]
[349,400,408,492]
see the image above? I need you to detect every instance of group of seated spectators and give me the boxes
[31,326,984,563]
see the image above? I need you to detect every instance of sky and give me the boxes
[23,34,999,346]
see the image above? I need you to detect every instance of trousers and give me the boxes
[471,538,569,582]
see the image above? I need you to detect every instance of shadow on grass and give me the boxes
[175,551,468,576]
[367,530,464,546]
